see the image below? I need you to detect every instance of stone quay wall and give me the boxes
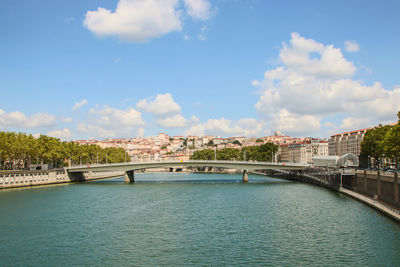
[0,170,124,189]
[353,170,400,208]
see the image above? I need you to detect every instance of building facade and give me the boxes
[328,128,372,156]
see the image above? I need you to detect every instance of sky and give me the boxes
[1,0,400,140]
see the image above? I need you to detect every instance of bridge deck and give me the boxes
[65,160,309,173]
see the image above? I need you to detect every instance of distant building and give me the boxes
[278,138,328,164]
[328,128,372,156]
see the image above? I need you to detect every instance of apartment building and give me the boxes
[328,128,372,156]
[278,138,328,164]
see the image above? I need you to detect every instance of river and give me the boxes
[0,172,399,266]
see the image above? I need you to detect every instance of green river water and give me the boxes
[0,172,399,266]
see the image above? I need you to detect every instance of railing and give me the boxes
[67,159,309,169]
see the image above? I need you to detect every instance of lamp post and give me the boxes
[368,155,371,169]
[214,148,217,161]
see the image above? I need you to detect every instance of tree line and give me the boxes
[190,143,278,162]
[360,111,400,168]
[0,132,130,170]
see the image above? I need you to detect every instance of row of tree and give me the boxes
[0,132,130,170]
[360,112,400,168]
[190,143,278,162]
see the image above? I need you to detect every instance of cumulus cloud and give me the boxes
[137,93,199,128]
[339,117,371,131]
[0,109,55,129]
[253,33,400,136]
[83,0,183,43]
[184,118,263,137]
[77,106,144,138]
[47,128,73,140]
[157,114,199,128]
[136,93,181,117]
[184,0,211,20]
[270,110,321,136]
[72,99,88,111]
[60,117,73,123]
[344,40,360,52]
[279,33,356,78]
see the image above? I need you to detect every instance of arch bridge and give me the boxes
[65,160,309,183]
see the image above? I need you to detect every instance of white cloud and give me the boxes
[77,105,145,138]
[138,127,145,137]
[136,93,181,117]
[0,109,55,128]
[183,35,190,40]
[184,118,263,137]
[279,33,356,78]
[72,99,88,111]
[60,117,73,123]
[344,40,360,52]
[47,128,73,140]
[339,117,371,131]
[270,109,321,136]
[157,114,198,128]
[253,33,400,136]
[90,106,144,126]
[184,0,211,20]
[83,0,182,43]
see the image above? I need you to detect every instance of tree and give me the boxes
[190,149,214,160]
[360,125,390,167]
[232,140,242,146]
[383,112,400,169]
[256,138,264,143]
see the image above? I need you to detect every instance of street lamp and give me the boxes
[368,155,371,169]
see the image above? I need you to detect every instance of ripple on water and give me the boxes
[0,173,400,266]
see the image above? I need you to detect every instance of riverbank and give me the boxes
[0,170,124,189]
[339,187,400,222]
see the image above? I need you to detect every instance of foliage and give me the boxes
[360,111,400,168]
[190,149,215,160]
[360,125,391,162]
[190,143,278,162]
[256,138,264,143]
[232,140,242,146]
[0,131,129,170]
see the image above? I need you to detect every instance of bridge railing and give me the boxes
[67,159,309,169]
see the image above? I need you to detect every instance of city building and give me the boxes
[328,128,372,156]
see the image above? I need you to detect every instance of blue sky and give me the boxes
[1,0,399,140]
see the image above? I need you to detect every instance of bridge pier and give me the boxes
[124,170,135,183]
[242,170,249,183]
[67,171,85,182]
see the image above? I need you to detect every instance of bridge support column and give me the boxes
[67,171,85,182]
[124,170,134,183]
[242,170,248,183]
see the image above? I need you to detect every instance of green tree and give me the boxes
[360,125,391,167]
[190,149,215,160]
[383,112,400,168]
